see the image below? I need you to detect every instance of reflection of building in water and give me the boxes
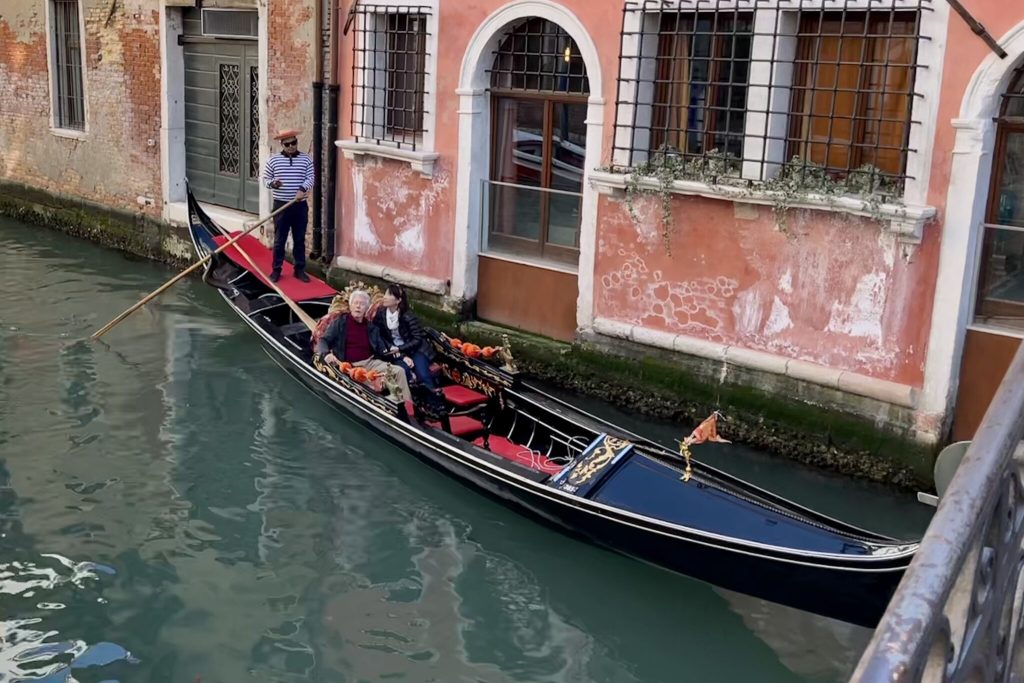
[720,589,871,682]
[151,316,322,682]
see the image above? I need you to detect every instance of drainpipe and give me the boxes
[310,0,325,260]
[324,1,346,264]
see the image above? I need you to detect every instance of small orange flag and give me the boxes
[682,411,731,448]
[679,411,730,482]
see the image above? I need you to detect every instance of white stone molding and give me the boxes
[333,255,448,295]
[919,20,1024,426]
[159,2,187,213]
[452,0,604,329]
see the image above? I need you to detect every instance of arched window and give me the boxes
[484,19,590,265]
[975,62,1024,331]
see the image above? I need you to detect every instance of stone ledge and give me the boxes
[335,139,439,177]
[332,256,449,296]
[589,170,937,243]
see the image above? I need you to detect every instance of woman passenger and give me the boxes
[374,283,438,395]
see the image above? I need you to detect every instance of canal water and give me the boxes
[0,216,932,683]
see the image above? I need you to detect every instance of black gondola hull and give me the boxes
[184,189,915,628]
[255,318,902,628]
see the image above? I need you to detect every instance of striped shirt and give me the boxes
[263,151,314,202]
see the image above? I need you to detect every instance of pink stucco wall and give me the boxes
[592,1,1024,388]
[333,0,1024,390]
[595,195,940,386]
[333,2,623,283]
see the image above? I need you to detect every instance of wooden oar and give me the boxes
[91,197,300,340]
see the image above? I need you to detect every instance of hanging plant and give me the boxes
[623,148,742,252]
[623,152,907,243]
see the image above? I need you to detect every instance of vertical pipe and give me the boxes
[325,1,345,265]
[326,82,339,264]
[312,81,324,258]
[311,0,325,259]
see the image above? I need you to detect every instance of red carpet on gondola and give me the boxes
[213,233,336,301]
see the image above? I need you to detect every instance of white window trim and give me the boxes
[337,0,439,176]
[603,0,948,242]
[44,0,90,137]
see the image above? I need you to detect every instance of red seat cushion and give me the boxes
[472,436,564,475]
[212,234,336,301]
[427,415,485,437]
[441,385,489,408]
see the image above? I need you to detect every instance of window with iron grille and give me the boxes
[350,4,431,150]
[489,17,590,95]
[613,1,929,197]
[50,0,86,131]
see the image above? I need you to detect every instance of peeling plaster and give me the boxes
[352,166,382,256]
[595,192,920,383]
[826,272,887,345]
[765,297,794,336]
[601,250,737,340]
[349,158,451,272]
[779,269,793,294]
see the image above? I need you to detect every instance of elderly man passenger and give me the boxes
[315,290,412,403]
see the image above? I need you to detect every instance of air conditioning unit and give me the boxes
[202,8,258,39]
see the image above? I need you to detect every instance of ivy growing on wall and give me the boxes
[622,150,906,252]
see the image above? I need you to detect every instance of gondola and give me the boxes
[185,189,917,628]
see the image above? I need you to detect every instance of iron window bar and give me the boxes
[998,60,1024,122]
[52,0,85,131]
[349,3,432,151]
[612,0,933,197]
[487,17,590,95]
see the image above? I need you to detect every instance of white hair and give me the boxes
[348,289,371,306]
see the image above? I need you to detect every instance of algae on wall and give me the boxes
[0,182,192,268]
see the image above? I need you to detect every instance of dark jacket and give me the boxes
[372,308,434,360]
[314,313,387,361]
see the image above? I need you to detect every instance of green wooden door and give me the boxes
[184,42,259,213]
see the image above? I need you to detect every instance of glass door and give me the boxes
[487,96,586,265]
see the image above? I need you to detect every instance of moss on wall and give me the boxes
[0,181,191,268]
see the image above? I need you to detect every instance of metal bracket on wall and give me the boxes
[945,0,1008,59]
[343,0,359,36]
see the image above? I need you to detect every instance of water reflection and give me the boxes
[0,216,927,682]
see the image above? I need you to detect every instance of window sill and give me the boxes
[335,139,439,178]
[589,170,937,244]
[479,250,579,276]
[50,127,87,140]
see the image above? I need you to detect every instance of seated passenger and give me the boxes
[315,289,412,403]
[374,284,438,394]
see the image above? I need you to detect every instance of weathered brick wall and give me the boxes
[266,0,315,146]
[0,0,162,216]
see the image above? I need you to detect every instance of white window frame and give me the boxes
[336,0,440,177]
[44,0,90,138]
[599,0,948,241]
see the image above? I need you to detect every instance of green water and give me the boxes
[0,217,931,683]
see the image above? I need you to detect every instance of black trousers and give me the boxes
[272,199,307,274]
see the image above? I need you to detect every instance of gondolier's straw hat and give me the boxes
[273,129,300,140]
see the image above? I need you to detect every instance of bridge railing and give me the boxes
[851,342,1024,682]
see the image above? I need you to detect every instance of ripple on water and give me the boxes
[0,553,134,682]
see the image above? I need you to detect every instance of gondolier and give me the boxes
[264,129,314,283]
